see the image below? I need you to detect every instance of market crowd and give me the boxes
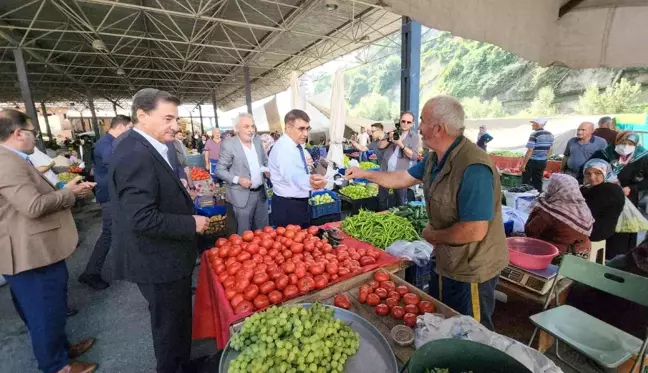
[1,87,647,373]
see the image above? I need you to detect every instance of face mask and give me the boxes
[615,144,635,156]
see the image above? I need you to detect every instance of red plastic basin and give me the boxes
[506,237,559,270]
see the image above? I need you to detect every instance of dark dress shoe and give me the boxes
[66,361,98,373]
[78,273,109,290]
[68,338,96,359]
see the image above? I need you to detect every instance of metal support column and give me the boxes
[243,66,253,114]
[12,48,44,150]
[113,102,118,116]
[86,89,101,138]
[40,102,53,142]
[198,104,205,134]
[189,112,194,138]
[211,90,220,128]
[80,112,85,132]
[400,17,421,128]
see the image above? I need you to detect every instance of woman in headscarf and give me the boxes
[259,133,275,155]
[525,173,594,259]
[476,125,493,151]
[580,158,625,242]
[589,131,648,258]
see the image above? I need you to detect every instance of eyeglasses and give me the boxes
[21,128,39,137]
[295,126,311,133]
[400,120,413,124]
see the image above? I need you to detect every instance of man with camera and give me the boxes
[377,112,419,210]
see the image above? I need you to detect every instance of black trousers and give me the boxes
[84,201,112,275]
[522,159,546,192]
[271,195,310,228]
[137,277,192,373]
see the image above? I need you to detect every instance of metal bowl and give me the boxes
[219,303,398,373]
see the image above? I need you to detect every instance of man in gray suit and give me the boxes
[216,113,269,234]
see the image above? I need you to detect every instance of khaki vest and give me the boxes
[423,137,508,283]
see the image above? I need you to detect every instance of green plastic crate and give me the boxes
[501,173,522,188]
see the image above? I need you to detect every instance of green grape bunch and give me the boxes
[228,303,360,373]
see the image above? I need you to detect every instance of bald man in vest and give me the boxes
[345,96,508,329]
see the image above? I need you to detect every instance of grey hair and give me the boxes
[427,95,465,137]
[234,112,254,127]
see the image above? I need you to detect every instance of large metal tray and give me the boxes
[219,303,398,373]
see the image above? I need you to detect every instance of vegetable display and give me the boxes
[339,184,378,200]
[343,155,350,167]
[359,162,379,170]
[56,172,80,183]
[204,215,226,234]
[228,303,360,373]
[68,166,83,174]
[489,151,524,158]
[507,184,535,193]
[206,225,386,314]
[390,205,428,235]
[341,210,418,249]
[191,167,211,181]
[358,271,435,328]
[310,193,335,206]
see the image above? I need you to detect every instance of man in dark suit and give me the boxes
[109,89,209,373]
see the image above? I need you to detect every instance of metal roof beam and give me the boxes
[75,0,366,42]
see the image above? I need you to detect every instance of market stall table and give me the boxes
[228,268,458,368]
[192,228,402,350]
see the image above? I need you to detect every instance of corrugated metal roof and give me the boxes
[0,0,400,109]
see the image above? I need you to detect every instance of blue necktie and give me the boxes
[297,144,309,175]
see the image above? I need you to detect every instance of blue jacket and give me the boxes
[93,133,115,203]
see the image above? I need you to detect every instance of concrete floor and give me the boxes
[0,202,624,373]
[0,204,220,373]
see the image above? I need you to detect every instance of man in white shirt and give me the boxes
[216,113,269,234]
[269,109,327,228]
[357,126,370,161]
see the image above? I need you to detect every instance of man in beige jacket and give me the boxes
[0,109,98,373]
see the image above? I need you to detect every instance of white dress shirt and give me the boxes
[134,128,172,169]
[358,132,370,147]
[268,135,311,198]
[232,139,265,189]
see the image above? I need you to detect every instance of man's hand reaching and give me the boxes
[309,174,327,190]
[238,177,252,189]
[344,167,367,181]
[193,215,210,233]
[64,177,95,199]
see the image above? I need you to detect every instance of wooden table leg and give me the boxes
[537,330,555,354]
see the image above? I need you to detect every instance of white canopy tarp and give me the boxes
[463,115,608,155]
[384,0,648,69]
[328,69,346,167]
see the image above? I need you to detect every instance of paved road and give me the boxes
[0,203,220,373]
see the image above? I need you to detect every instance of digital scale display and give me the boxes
[500,264,558,295]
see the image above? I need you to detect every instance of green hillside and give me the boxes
[314,31,648,120]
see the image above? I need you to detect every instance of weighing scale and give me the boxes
[500,263,558,295]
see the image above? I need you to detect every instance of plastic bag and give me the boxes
[615,197,648,233]
[386,240,434,266]
[414,314,564,373]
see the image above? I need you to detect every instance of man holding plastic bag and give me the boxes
[346,96,508,329]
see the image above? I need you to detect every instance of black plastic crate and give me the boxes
[339,194,379,216]
[405,262,432,293]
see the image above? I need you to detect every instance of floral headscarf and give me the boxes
[582,158,618,184]
[260,134,274,154]
[535,173,594,236]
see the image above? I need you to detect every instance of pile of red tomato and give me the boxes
[206,225,385,315]
[191,167,211,181]
[359,271,436,328]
